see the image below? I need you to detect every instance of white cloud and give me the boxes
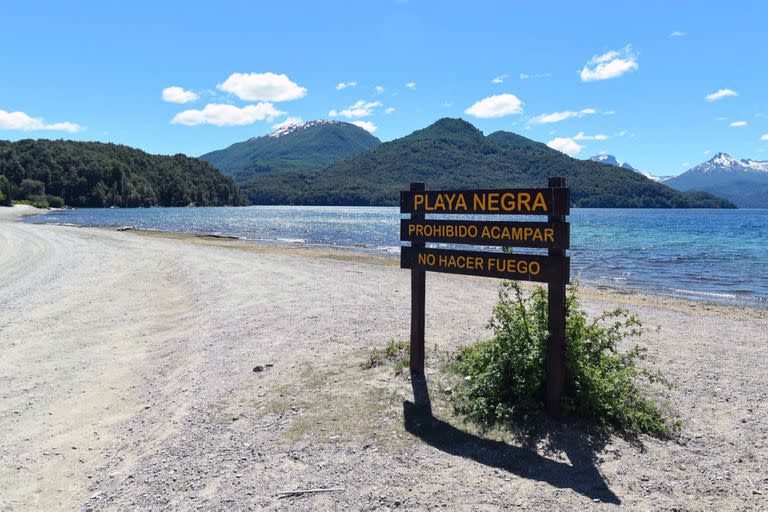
[217,72,306,102]
[580,45,639,82]
[271,116,303,131]
[519,72,551,80]
[529,108,596,124]
[406,82,416,90]
[0,109,82,132]
[614,130,626,136]
[730,120,747,127]
[375,85,384,94]
[681,162,690,168]
[441,101,454,107]
[704,149,711,155]
[573,131,608,141]
[706,88,738,102]
[162,86,198,104]
[464,94,523,118]
[670,31,686,37]
[547,137,583,156]
[761,134,768,141]
[328,99,382,118]
[171,103,284,126]
[336,81,357,90]
[384,107,395,114]
[351,120,377,133]
[491,74,508,84]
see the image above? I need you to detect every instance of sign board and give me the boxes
[401,247,569,283]
[400,187,569,216]
[400,219,569,250]
[400,178,571,418]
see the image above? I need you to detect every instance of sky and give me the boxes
[1,0,767,176]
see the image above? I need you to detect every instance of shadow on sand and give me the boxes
[403,372,621,505]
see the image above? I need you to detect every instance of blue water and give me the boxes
[25,207,768,306]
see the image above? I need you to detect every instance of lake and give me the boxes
[25,206,768,307]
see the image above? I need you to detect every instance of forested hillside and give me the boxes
[200,120,381,182]
[241,118,734,208]
[0,139,245,208]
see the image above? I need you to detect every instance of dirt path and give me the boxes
[1,213,765,510]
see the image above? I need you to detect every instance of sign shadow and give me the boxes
[403,372,621,505]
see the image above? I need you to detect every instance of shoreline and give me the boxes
[15,207,768,312]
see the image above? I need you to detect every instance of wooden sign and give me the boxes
[401,219,570,250]
[400,187,569,216]
[401,247,569,283]
[400,178,571,419]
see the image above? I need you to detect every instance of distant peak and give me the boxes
[590,153,619,165]
[692,152,768,173]
[408,117,485,141]
[711,152,734,164]
[590,153,634,169]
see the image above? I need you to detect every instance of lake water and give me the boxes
[25,207,768,307]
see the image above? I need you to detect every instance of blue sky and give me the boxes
[2,0,767,176]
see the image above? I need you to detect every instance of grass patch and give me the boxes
[362,340,410,374]
[446,281,681,438]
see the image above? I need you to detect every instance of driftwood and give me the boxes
[276,487,344,498]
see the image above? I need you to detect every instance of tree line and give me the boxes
[0,139,245,208]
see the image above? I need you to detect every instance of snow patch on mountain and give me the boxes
[590,153,635,170]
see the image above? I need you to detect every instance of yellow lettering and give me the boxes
[518,192,531,211]
[473,193,486,211]
[487,192,500,211]
[532,192,547,212]
[500,192,515,211]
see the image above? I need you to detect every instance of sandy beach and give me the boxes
[1,205,766,511]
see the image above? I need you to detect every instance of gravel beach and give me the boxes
[1,206,766,511]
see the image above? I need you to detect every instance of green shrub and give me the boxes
[26,195,50,209]
[20,178,45,197]
[0,175,11,206]
[447,281,680,438]
[46,195,66,208]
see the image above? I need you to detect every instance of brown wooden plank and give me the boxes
[400,246,569,283]
[400,219,569,249]
[400,187,569,216]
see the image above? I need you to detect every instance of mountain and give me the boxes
[200,120,381,181]
[587,153,678,183]
[590,153,635,171]
[0,139,245,208]
[665,152,768,207]
[240,118,734,208]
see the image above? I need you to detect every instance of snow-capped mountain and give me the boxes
[590,153,636,170]
[588,153,666,182]
[683,152,768,174]
[665,153,768,208]
[199,120,381,179]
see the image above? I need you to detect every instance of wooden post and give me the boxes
[409,182,426,374]
[546,176,567,418]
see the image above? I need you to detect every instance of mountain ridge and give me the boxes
[240,118,734,208]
